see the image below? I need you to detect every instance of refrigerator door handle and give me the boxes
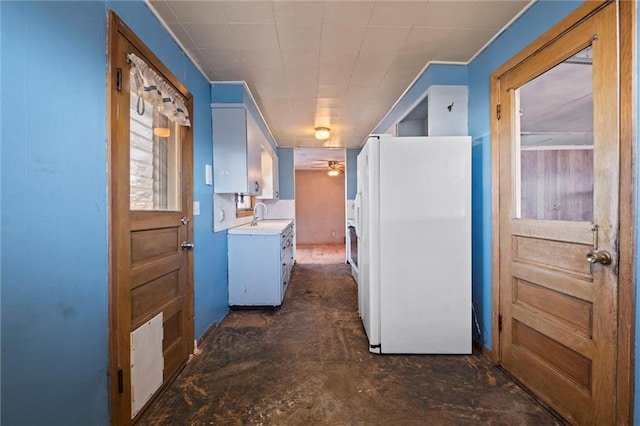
[355,192,361,238]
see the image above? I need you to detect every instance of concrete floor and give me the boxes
[141,263,560,425]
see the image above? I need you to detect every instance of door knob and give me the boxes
[586,224,611,265]
[181,241,194,250]
[586,250,611,265]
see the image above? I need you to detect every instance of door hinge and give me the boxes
[117,369,124,394]
[496,103,501,120]
[116,68,123,92]
[498,314,503,332]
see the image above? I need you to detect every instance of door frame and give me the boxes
[489,0,636,423]
[107,11,195,425]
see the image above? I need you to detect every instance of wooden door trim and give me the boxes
[617,1,636,424]
[108,11,194,425]
[489,0,636,422]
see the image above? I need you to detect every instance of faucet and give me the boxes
[251,202,268,226]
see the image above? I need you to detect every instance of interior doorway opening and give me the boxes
[294,148,347,264]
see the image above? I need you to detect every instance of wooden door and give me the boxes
[108,12,194,425]
[495,4,618,424]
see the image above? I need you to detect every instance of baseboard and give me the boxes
[473,339,495,361]
[195,322,218,351]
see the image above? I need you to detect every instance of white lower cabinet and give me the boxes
[228,220,294,306]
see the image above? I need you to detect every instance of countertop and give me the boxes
[228,219,293,235]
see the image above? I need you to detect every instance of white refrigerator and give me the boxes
[356,135,471,354]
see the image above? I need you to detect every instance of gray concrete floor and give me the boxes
[141,263,560,425]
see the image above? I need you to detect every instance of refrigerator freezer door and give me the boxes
[357,138,382,352]
[378,136,471,354]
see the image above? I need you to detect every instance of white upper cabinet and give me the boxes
[212,104,263,195]
[397,85,468,137]
[257,146,279,200]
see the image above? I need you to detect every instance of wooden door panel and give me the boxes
[512,263,594,301]
[509,340,593,404]
[513,278,593,336]
[513,235,593,277]
[132,254,183,288]
[512,320,592,392]
[131,271,180,323]
[131,227,180,264]
[495,4,618,424]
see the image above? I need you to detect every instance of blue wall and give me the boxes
[211,82,278,152]
[374,64,468,134]
[1,2,109,424]
[346,149,359,200]
[277,148,295,200]
[466,0,581,349]
[1,1,228,424]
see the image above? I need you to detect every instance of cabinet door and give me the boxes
[212,107,249,193]
[245,111,263,195]
[257,149,279,199]
[272,153,279,199]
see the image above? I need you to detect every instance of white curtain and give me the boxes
[128,53,191,127]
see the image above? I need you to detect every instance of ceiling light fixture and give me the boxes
[327,160,343,177]
[314,127,330,140]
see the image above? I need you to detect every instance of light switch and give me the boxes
[193,201,200,216]
[205,164,213,186]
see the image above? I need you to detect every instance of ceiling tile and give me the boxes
[460,1,530,30]
[322,2,375,25]
[360,26,411,53]
[344,85,377,101]
[400,26,454,55]
[149,1,179,24]
[433,28,498,62]
[251,83,288,99]
[286,75,318,99]
[277,24,321,51]
[317,98,342,108]
[187,24,238,50]
[319,50,359,71]
[387,52,431,75]
[414,1,478,28]
[281,49,320,71]
[350,67,389,88]
[166,1,227,24]
[318,69,353,86]
[201,48,244,68]
[250,68,287,87]
[273,1,323,25]
[317,85,348,98]
[230,24,279,51]
[220,1,275,24]
[368,1,426,27]
[242,50,283,71]
[321,25,368,51]
[354,53,396,72]
[166,23,198,50]
[212,67,252,82]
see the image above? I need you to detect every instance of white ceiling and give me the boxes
[294,147,345,170]
[147,0,532,149]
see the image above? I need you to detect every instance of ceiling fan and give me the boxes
[327,161,344,177]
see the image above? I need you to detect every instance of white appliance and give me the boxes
[346,219,358,282]
[356,135,471,354]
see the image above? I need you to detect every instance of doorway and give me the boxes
[491,2,635,424]
[294,148,346,264]
[108,12,195,425]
